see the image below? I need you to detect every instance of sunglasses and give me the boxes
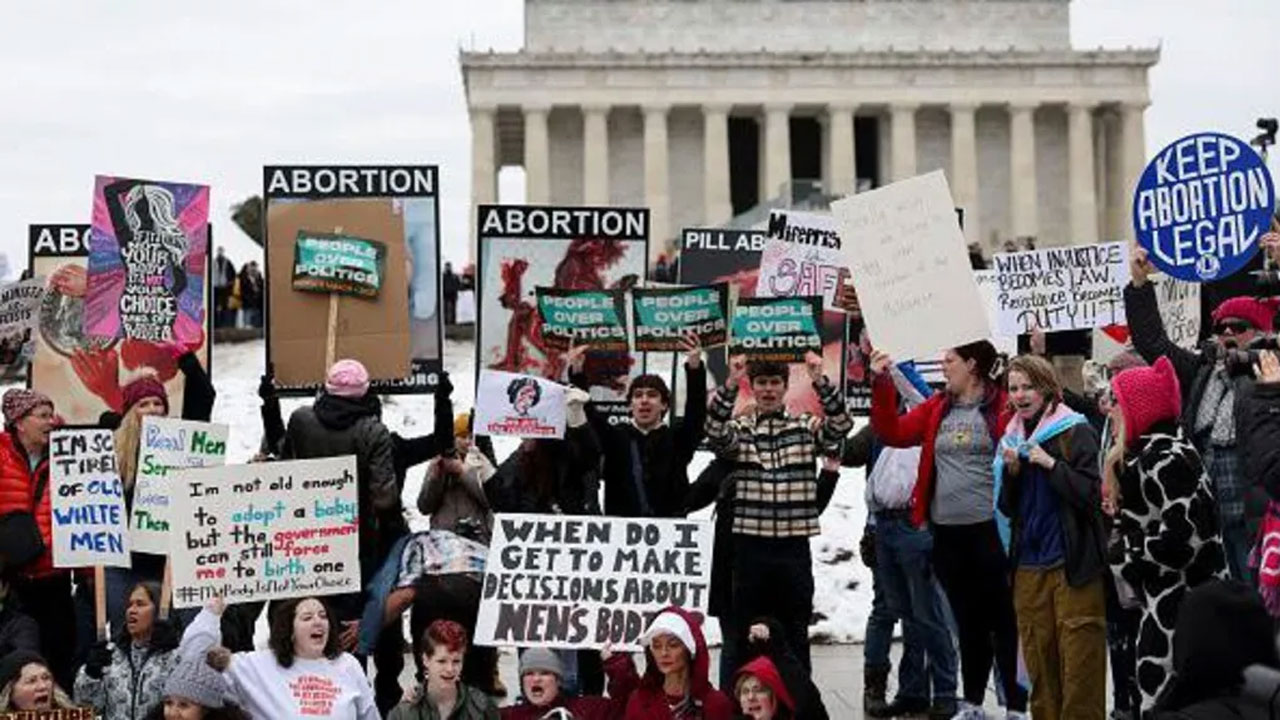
[1214,319,1254,336]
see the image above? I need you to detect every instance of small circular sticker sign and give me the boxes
[1132,132,1275,282]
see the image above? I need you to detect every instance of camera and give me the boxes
[1225,336,1280,377]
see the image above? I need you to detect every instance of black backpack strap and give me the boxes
[31,467,48,512]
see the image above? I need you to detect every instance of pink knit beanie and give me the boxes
[1111,355,1182,445]
[325,359,370,398]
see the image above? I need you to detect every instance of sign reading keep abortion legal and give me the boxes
[1133,132,1276,282]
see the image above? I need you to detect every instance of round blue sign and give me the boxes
[1132,132,1275,282]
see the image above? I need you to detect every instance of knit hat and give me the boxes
[519,647,564,678]
[121,375,169,415]
[734,656,796,713]
[639,611,697,659]
[1,389,52,426]
[1111,355,1182,445]
[163,653,226,708]
[0,650,47,692]
[1211,296,1275,333]
[453,413,471,438]
[325,359,370,399]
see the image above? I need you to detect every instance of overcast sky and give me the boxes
[0,0,1276,275]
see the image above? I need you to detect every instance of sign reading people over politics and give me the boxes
[475,514,713,650]
[991,242,1129,334]
[631,284,729,351]
[535,288,629,352]
[729,296,823,362]
[292,232,386,299]
[1133,132,1276,282]
[474,369,567,440]
[50,429,130,568]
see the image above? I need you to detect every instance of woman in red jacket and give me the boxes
[623,607,733,720]
[0,389,77,691]
[869,341,1027,719]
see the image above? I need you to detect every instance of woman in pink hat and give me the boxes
[1104,356,1228,716]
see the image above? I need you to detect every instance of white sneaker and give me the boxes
[950,703,987,720]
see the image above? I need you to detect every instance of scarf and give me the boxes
[992,402,1089,551]
[1194,367,1236,446]
[1252,502,1280,617]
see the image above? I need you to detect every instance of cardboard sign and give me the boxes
[729,296,823,362]
[169,456,361,608]
[475,514,713,650]
[535,288,629,352]
[831,171,991,361]
[292,232,386,299]
[973,271,1019,356]
[1133,132,1276,282]
[473,370,567,440]
[265,165,440,394]
[991,242,1129,334]
[632,284,729,351]
[757,239,849,311]
[1155,274,1202,349]
[131,417,228,554]
[85,176,210,344]
[50,429,130,568]
[28,224,212,425]
[0,277,45,368]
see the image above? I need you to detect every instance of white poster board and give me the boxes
[756,239,849,311]
[992,242,1129,335]
[130,417,229,554]
[456,289,477,325]
[1154,274,1202,350]
[974,271,1018,356]
[168,456,361,608]
[50,429,130,568]
[474,369,567,439]
[831,171,991,360]
[475,514,713,650]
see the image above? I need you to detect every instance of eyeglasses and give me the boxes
[1214,319,1254,336]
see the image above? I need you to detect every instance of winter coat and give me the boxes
[419,449,495,544]
[998,420,1108,587]
[737,617,826,720]
[386,683,500,720]
[0,430,56,579]
[73,621,181,720]
[1243,381,1280,503]
[870,375,1009,528]
[0,603,39,658]
[501,654,637,720]
[621,606,734,720]
[574,363,707,518]
[485,424,602,516]
[684,459,735,619]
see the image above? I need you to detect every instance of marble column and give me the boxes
[764,104,792,202]
[949,103,980,246]
[890,104,917,181]
[1009,102,1039,240]
[643,104,671,262]
[582,104,610,205]
[1068,102,1099,246]
[1105,110,1126,241]
[1120,102,1149,242]
[523,104,551,204]
[469,105,496,262]
[828,104,857,197]
[703,104,733,225]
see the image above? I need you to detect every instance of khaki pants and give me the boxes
[1014,567,1106,720]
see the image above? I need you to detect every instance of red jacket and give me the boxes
[0,431,56,578]
[623,607,734,720]
[501,654,637,720]
[870,374,1008,527]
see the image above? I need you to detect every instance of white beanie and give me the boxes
[639,611,697,658]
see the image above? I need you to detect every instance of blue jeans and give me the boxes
[877,516,958,703]
[1221,520,1253,586]
[865,539,896,672]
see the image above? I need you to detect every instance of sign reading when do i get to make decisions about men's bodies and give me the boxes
[991,242,1130,335]
[168,456,361,608]
[1133,132,1276,282]
[475,514,713,650]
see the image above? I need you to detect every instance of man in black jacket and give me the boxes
[567,335,706,518]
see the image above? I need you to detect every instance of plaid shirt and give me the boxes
[1205,445,1245,525]
[705,378,852,538]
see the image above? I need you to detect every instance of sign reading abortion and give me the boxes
[1133,132,1276,282]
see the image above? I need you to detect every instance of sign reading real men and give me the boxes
[1133,132,1276,282]
[292,231,386,298]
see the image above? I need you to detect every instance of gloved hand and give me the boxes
[84,641,112,679]
[259,364,277,401]
[859,526,877,569]
[565,387,591,428]
[206,646,232,672]
[435,370,454,400]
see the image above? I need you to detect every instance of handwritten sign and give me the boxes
[474,370,567,439]
[535,288,629,352]
[1133,132,1276,282]
[1155,274,1202,349]
[0,709,97,719]
[291,231,386,299]
[0,277,45,367]
[766,209,841,249]
[475,514,712,650]
[757,239,849,311]
[50,429,130,568]
[991,242,1129,334]
[131,417,229,554]
[729,296,822,362]
[168,456,361,608]
[974,271,1019,356]
[831,171,991,360]
[631,284,728,351]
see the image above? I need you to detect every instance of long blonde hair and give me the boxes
[115,405,144,492]
[0,679,77,710]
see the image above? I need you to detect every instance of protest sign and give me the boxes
[831,171,991,361]
[1155,274,1202,349]
[50,429,129,568]
[0,277,45,368]
[535,288,629,352]
[85,177,209,345]
[477,205,647,423]
[1133,132,1276,282]
[475,514,712,650]
[265,165,439,394]
[757,239,849,311]
[632,284,728,351]
[29,224,212,425]
[974,271,1019,356]
[991,242,1129,335]
[473,369,567,439]
[0,710,97,719]
[729,296,823,363]
[456,289,477,324]
[291,232,386,299]
[131,417,228,554]
[169,456,361,608]
[766,209,842,249]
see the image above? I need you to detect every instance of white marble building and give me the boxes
[460,0,1158,264]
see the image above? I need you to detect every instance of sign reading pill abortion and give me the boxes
[1133,132,1276,282]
